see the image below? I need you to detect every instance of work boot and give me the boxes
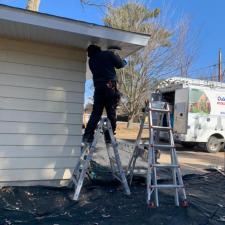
[81,135,93,145]
[105,139,112,144]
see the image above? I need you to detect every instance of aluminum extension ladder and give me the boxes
[127,98,187,207]
[71,117,131,201]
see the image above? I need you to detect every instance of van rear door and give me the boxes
[174,88,189,134]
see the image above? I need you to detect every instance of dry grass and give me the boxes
[115,122,149,141]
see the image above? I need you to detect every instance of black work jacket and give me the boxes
[88,50,126,87]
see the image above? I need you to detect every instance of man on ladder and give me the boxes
[71,44,130,201]
[82,44,127,144]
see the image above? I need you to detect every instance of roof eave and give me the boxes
[0,4,150,57]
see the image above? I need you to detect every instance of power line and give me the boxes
[156,62,225,79]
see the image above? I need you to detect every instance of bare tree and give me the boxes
[104,2,175,127]
[173,17,200,77]
[104,2,199,127]
[26,0,40,11]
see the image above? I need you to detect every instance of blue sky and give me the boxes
[151,0,225,70]
[1,0,225,102]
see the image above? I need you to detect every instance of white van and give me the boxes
[158,77,225,153]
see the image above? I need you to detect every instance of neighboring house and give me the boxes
[0,4,149,186]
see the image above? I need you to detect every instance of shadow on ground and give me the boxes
[0,163,225,225]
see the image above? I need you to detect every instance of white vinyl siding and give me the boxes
[0,38,86,185]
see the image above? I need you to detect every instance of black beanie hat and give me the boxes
[87,44,101,57]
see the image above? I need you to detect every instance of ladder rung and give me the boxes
[151,126,172,130]
[153,144,174,148]
[151,164,180,168]
[150,184,183,189]
[150,108,170,113]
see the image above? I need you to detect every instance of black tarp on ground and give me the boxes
[0,167,225,225]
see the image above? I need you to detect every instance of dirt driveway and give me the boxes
[160,146,224,174]
[115,122,225,175]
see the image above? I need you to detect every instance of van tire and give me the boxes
[206,135,224,153]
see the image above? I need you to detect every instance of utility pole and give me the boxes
[218,49,222,82]
[26,0,40,11]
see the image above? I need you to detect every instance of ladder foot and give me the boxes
[148,202,156,208]
[180,199,188,208]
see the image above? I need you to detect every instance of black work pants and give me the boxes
[83,84,118,141]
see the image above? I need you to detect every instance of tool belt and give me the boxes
[106,80,116,89]
[106,80,121,106]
